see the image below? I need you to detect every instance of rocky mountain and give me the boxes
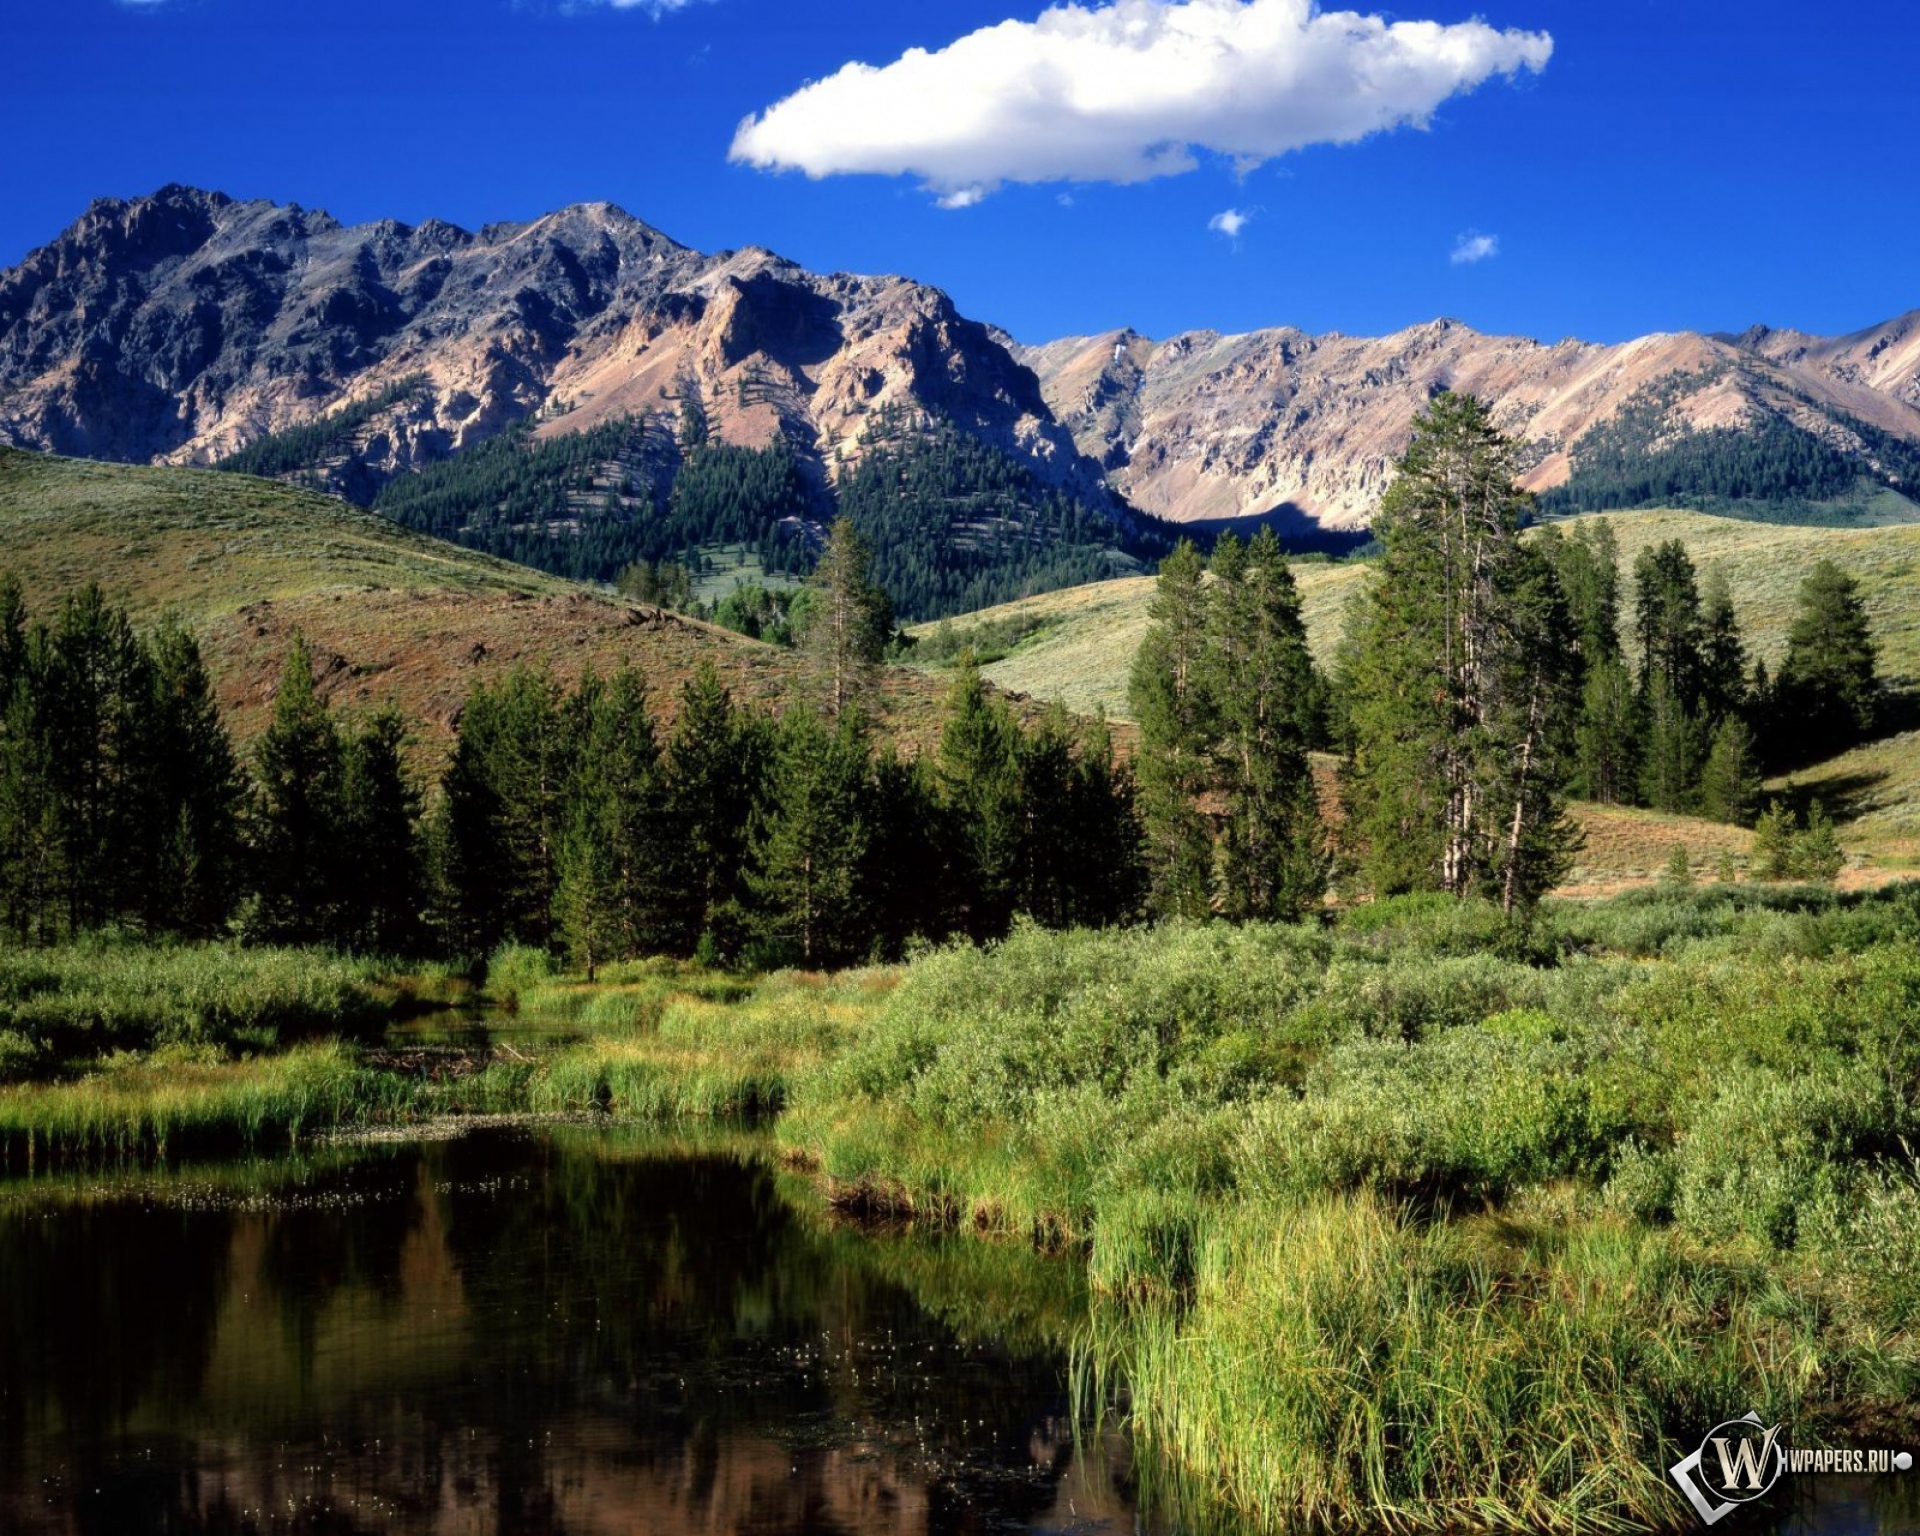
[1015,315,1920,529]
[0,184,1106,506]
[4,184,1920,545]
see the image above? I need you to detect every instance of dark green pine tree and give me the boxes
[1011,705,1080,931]
[0,575,23,699]
[1697,567,1750,728]
[1342,393,1581,909]
[1204,530,1327,923]
[249,635,346,945]
[1544,521,1624,664]
[1633,539,1705,715]
[556,668,676,976]
[1574,655,1639,805]
[0,586,57,941]
[145,618,245,938]
[1546,521,1641,805]
[436,667,578,956]
[937,653,1024,939]
[1128,539,1215,918]
[337,709,424,954]
[1489,546,1585,909]
[861,745,952,955]
[1772,559,1879,764]
[664,662,758,952]
[1638,670,1699,814]
[803,516,892,716]
[1697,715,1763,827]
[42,585,153,934]
[1061,711,1145,927]
[749,704,872,967]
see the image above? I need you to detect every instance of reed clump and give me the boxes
[0,1042,408,1165]
[0,941,394,1079]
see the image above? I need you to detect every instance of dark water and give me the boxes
[0,1127,1143,1535]
[2,1127,1915,1536]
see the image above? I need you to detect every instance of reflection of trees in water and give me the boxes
[0,1130,1140,1535]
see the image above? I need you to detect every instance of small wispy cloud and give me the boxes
[1209,208,1253,241]
[1451,230,1499,265]
[552,0,714,15]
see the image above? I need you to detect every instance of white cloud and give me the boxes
[1451,230,1499,264]
[1209,207,1252,239]
[730,0,1552,203]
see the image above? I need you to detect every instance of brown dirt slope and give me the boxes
[0,447,955,759]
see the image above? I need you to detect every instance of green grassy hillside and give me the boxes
[910,510,1920,717]
[0,448,953,755]
[910,508,1920,885]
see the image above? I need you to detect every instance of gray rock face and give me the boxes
[1016,317,1920,528]
[0,185,1105,507]
[5,185,1918,532]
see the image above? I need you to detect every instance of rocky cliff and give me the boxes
[1016,315,1920,528]
[5,185,1920,534]
[0,185,1104,505]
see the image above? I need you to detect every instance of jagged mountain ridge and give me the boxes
[0,184,1106,508]
[4,184,1920,535]
[1016,315,1920,528]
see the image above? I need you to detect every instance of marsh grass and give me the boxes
[438,967,875,1123]
[1086,1196,1818,1534]
[0,1043,409,1165]
[0,942,397,1080]
[6,884,1920,1530]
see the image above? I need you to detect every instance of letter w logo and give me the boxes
[1712,1424,1783,1492]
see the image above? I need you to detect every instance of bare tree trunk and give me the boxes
[1501,666,1545,914]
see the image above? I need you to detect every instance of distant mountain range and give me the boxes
[4,184,1918,550]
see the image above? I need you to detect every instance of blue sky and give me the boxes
[2,0,1912,347]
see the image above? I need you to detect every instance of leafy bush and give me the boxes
[0,943,390,1074]
[1674,1067,1915,1248]
[483,943,557,1010]
[1236,1026,1620,1203]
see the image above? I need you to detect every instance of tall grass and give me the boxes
[0,1043,412,1165]
[436,968,874,1122]
[0,941,394,1079]
[1090,1197,1817,1534]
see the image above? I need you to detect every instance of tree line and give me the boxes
[0,521,1139,966]
[1131,393,1883,915]
[0,397,1889,956]
[1535,372,1920,518]
[234,389,1151,621]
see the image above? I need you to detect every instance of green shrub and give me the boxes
[0,1029,41,1082]
[1674,1067,1915,1248]
[483,943,556,1009]
[1602,1140,1679,1224]
[1236,1026,1620,1203]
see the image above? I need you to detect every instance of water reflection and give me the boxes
[0,1128,1142,1535]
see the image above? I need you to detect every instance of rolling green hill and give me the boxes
[910,509,1920,885]
[916,509,1920,717]
[0,447,956,757]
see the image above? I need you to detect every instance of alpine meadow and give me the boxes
[5,6,1920,1529]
